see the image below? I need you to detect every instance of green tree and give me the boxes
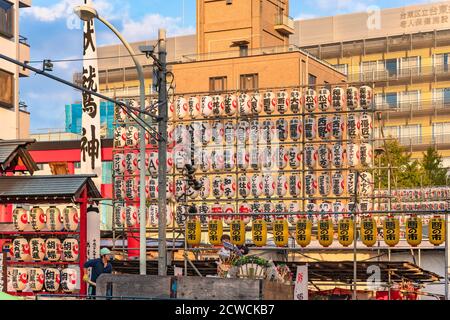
[421,147,448,186]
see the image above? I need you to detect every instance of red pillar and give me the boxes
[78,188,88,296]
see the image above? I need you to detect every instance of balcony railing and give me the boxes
[274,14,295,35]
[375,99,450,113]
[0,1,13,39]
[374,134,450,151]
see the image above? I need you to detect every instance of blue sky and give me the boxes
[19,0,443,131]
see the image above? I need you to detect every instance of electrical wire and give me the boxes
[27,53,148,65]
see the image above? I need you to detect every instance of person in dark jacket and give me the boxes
[83,248,113,297]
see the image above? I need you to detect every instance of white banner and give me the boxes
[294,265,308,300]
[86,206,101,260]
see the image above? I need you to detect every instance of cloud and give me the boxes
[294,13,317,21]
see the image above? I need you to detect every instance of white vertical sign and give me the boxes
[294,265,308,300]
[86,206,101,259]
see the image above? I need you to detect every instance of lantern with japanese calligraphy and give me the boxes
[174,148,189,173]
[276,118,289,142]
[406,216,422,247]
[188,96,201,119]
[115,104,128,122]
[230,219,246,246]
[318,172,331,196]
[429,216,445,246]
[360,143,373,167]
[359,172,373,197]
[11,267,28,292]
[360,86,373,109]
[186,218,202,246]
[304,116,316,140]
[260,119,275,144]
[237,120,249,144]
[12,238,30,262]
[288,146,301,169]
[260,146,273,170]
[12,207,28,231]
[212,94,225,116]
[305,88,317,112]
[347,143,360,167]
[147,205,158,227]
[125,177,138,200]
[30,238,46,262]
[274,201,287,221]
[289,117,302,141]
[61,268,77,293]
[318,88,331,111]
[250,92,263,114]
[238,202,252,225]
[224,94,238,116]
[263,91,276,114]
[318,115,332,140]
[175,124,190,146]
[304,144,317,169]
[197,148,210,172]
[338,218,354,247]
[249,120,259,145]
[238,174,251,198]
[332,87,346,111]
[175,179,187,200]
[30,206,47,231]
[62,238,79,262]
[211,121,224,145]
[125,152,138,174]
[332,171,345,196]
[236,146,249,170]
[290,89,302,113]
[44,268,60,292]
[360,113,372,140]
[29,268,45,292]
[361,217,377,247]
[176,96,188,119]
[224,148,235,171]
[114,126,126,148]
[223,121,235,145]
[199,175,211,199]
[296,218,312,247]
[333,201,346,224]
[262,202,275,224]
[212,176,224,199]
[263,174,275,198]
[126,126,139,147]
[332,115,345,139]
[276,174,288,198]
[201,95,213,117]
[347,113,360,139]
[287,201,301,225]
[289,174,302,197]
[238,93,252,115]
[277,91,290,114]
[273,219,289,247]
[45,238,62,262]
[251,174,263,198]
[63,206,79,231]
[211,149,225,171]
[332,143,345,168]
[223,175,236,199]
[113,152,126,175]
[347,171,357,195]
[318,144,331,169]
[275,145,288,170]
[221,203,234,225]
[383,216,400,247]
[305,172,317,196]
[252,219,267,247]
[126,205,139,227]
[317,218,334,248]
[347,87,359,110]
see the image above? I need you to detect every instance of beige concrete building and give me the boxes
[0,0,31,139]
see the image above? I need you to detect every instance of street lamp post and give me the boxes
[74,5,148,275]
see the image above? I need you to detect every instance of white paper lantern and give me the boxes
[61,268,77,293]
[260,120,275,144]
[224,94,238,116]
[147,205,158,227]
[29,268,45,292]
[288,146,301,169]
[262,202,275,223]
[332,143,345,168]
[114,126,127,148]
[176,96,188,119]
[199,176,211,199]
[12,207,28,231]
[211,121,224,145]
[175,179,187,199]
[360,143,373,166]
[332,87,346,111]
[305,88,318,112]
[11,267,28,292]
[347,87,360,110]
[125,177,138,200]
[238,203,252,225]
[113,153,126,175]
[251,174,263,198]
[197,148,211,172]
[263,91,276,114]
[332,171,345,196]
[276,174,288,197]
[347,143,360,167]
[318,173,331,196]
[263,174,275,198]
[276,118,289,141]
[319,202,333,219]
[126,126,139,147]
[287,202,301,225]
[332,115,345,139]
[223,175,236,199]
[223,203,235,225]
[62,238,79,262]
[212,176,224,199]
[238,93,252,115]
[347,113,360,139]
[304,144,317,169]
[238,174,251,198]
[360,113,373,139]
[250,92,263,114]
[289,174,302,197]
[260,146,273,170]
[318,144,331,169]
[30,238,46,261]
[63,206,79,231]
[290,90,302,113]
[277,91,290,114]
[212,95,225,116]
[289,118,302,141]
[317,115,332,140]
[275,145,288,169]
[44,268,60,292]
[201,95,214,117]
[29,206,47,231]
[237,120,249,144]
[188,96,201,119]
[318,88,331,111]
[236,147,250,170]
[12,238,30,261]
[305,202,318,223]
[114,177,125,200]
[174,148,189,172]
[211,149,225,171]
[249,146,260,170]
[224,121,235,144]
[360,86,373,109]
[224,148,235,171]
[359,172,373,197]
[333,201,346,224]
[45,238,62,262]
[115,104,128,122]
[125,152,138,174]
[126,206,139,227]
[305,116,316,140]
[305,173,317,196]
[347,171,357,195]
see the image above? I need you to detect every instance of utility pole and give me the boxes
[157,29,168,276]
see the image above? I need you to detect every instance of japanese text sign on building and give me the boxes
[294,265,308,300]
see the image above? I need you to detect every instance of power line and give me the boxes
[27,53,148,65]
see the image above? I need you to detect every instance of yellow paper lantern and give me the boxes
[208,219,224,246]
[273,219,289,247]
[230,219,246,246]
[296,218,312,247]
[429,216,445,246]
[338,218,354,247]
[383,217,400,247]
[361,217,377,247]
[252,219,267,247]
[406,216,422,247]
[186,219,202,246]
[318,218,334,247]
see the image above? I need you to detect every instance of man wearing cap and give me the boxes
[83,248,113,297]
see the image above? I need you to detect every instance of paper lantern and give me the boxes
[186,218,202,246]
[175,179,187,199]
[347,171,357,195]
[429,216,445,246]
[347,87,360,110]
[304,116,316,140]
[318,88,331,111]
[188,96,201,119]
[263,91,276,114]
[318,144,331,169]
[198,176,210,199]
[114,104,128,122]
[262,202,275,224]
[347,113,361,139]
[238,174,251,198]
[147,205,158,227]
[250,92,263,114]
[222,203,235,225]
[289,174,302,197]
[205,218,222,246]
[318,172,331,196]
[30,206,47,231]
[237,120,249,144]
[332,143,345,168]
[211,121,224,145]
[11,267,28,292]
[44,268,60,292]
[318,218,334,247]
[113,153,126,175]
[247,120,259,145]
[211,149,225,171]
[63,206,79,231]
[168,99,175,120]
[125,126,139,147]
[211,176,224,199]
[252,219,267,247]
[249,147,260,170]
[276,118,289,141]
[359,172,373,197]
[176,96,188,119]
[174,124,190,146]
[360,143,373,166]
[319,202,333,218]
[296,218,312,247]
[238,203,252,225]
[289,118,302,141]
[29,268,45,292]
[304,144,317,169]
[174,148,189,172]
[230,219,246,246]
[238,93,252,115]
[347,143,360,167]
[197,148,211,172]
[274,202,287,221]
[317,115,332,140]
[114,178,125,201]
[406,216,422,247]
[224,94,238,116]
[332,87,346,111]
[126,206,139,227]
[223,175,236,199]
[332,171,345,196]
[276,174,288,197]
[224,148,235,172]
[361,217,377,247]
[277,91,290,114]
[290,90,302,113]
[275,145,288,170]
[338,218,354,247]
[12,207,28,231]
[45,238,62,262]
[201,95,213,117]
[273,219,289,247]
[62,238,79,262]
[125,152,138,174]
[360,113,373,140]
[61,268,77,293]
[285,202,300,226]
[304,88,318,112]
[332,201,346,224]
[332,115,345,139]
[236,147,250,170]
[360,86,373,109]
[212,94,225,116]
[30,238,46,261]
[12,238,30,262]
[224,121,235,144]
[251,174,263,198]
[261,120,275,143]
[114,126,126,148]
[288,146,301,169]
[125,177,138,200]
[260,146,273,170]
[383,217,400,247]
[305,173,317,196]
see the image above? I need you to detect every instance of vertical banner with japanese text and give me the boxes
[294,265,308,300]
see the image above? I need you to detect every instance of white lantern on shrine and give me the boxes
[305,116,316,140]
[332,171,345,196]
[318,144,331,169]
[249,146,260,170]
[12,207,28,231]
[223,175,236,199]
[347,87,360,110]
[199,176,211,199]
[125,152,138,174]
[288,146,301,169]
[237,120,249,144]
[360,113,373,139]
[276,174,288,197]
[188,96,201,119]
[223,203,235,225]
[148,178,158,199]
[114,177,125,200]
[126,126,139,147]
[125,177,138,200]
[332,87,346,111]
[347,171,357,195]
[126,206,139,227]
[260,119,275,144]
[263,174,275,198]
[236,147,250,170]
[113,153,126,175]
[275,145,288,170]
[176,96,188,119]
[44,268,60,292]
[332,143,345,168]
[224,121,235,144]
[30,206,47,231]
[250,92,263,114]
[175,179,187,199]
[332,115,345,139]
[30,238,46,261]
[201,95,214,117]
[304,144,317,169]
[360,86,373,109]
[212,176,224,199]
[289,174,302,197]
[238,174,251,199]
[213,95,225,116]
[251,174,263,198]
[61,268,78,293]
[318,88,331,111]
[318,173,331,196]
[211,149,225,171]
[333,201,346,224]
[290,89,302,113]
[277,91,290,114]
[224,94,238,116]
[29,268,45,292]
[148,152,159,176]
[147,205,158,227]
[360,143,373,166]
[305,173,317,196]
[197,148,210,172]
[287,202,301,225]
[238,202,252,225]
[305,88,318,112]
[359,172,374,197]
[289,118,302,141]
[211,121,224,145]
[317,115,331,140]
[174,148,188,172]
[224,148,235,171]
[62,238,79,262]
[263,91,276,114]
[45,207,64,231]
[12,238,30,261]
[238,93,252,115]
[114,126,127,148]
[347,113,360,139]
[11,267,28,292]
[45,238,62,262]
[276,118,289,142]
[260,146,273,170]
[63,206,79,231]
[347,143,360,167]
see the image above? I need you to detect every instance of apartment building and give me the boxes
[0,0,31,139]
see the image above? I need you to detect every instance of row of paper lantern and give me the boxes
[9,267,77,293]
[9,237,79,262]
[376,188,450,202]
[164,86,374,121]
[186,215,445,248]
[12,206,79,232]
[113,205,174,228]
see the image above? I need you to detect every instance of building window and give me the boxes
[0,0,13,39]
[399,90,420,110]
[399,124,422,145]
[433,122,450,144]
[333,64,348,75]
[384,92,398,109]
[0,69,13,108]
[308,73,317,88]
[385,59,398,77]
[434,53,449,72]
[401,56,421,76]
[433,88,450,108]
[240,73,258,91]
[209,76,227,92]
[239,45,248,57]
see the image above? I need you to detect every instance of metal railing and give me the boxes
[275,13,295,30]
[376,99,450,113]
[374,134,450,149]
[347,65,450,83]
